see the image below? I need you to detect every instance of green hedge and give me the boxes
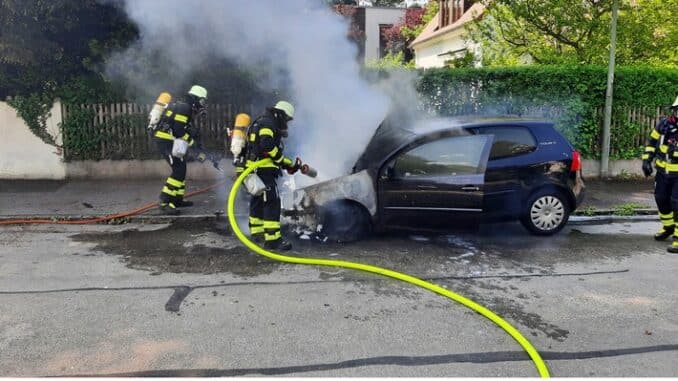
[416,65,678,159]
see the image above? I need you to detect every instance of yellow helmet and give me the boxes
[274,101,295,119]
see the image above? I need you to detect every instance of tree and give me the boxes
[371,0,405,6]
[468,0,678,67]
[379,1,437,64]
[331,4,366,58]
[0,0,138,99]
[326,0,358,5]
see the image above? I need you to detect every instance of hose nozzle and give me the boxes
[300,164,317,178]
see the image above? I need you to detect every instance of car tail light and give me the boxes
[570,150,582,172]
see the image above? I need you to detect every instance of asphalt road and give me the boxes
[1,220,677,377]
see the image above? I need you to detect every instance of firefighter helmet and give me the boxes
[188,85,208,99]
[274,101,295,120]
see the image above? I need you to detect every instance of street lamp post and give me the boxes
[601,0,619,179]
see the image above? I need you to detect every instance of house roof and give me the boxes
[410,2,486,48]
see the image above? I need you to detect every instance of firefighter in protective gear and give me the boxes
[642,95,678,252]
[154,85,208,215]
[246,101,301,251]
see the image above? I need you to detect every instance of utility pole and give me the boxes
[601,0,619,178]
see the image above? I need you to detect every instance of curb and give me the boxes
[572,208,656,216]
[568,215,656,225]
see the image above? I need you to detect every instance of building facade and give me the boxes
[410,0,485,68]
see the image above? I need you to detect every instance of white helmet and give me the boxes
[274,101,295,119]
[672,95,678,108]
[188,85,208,99]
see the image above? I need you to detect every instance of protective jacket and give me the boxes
[644,115,678,176]
[153,100,196,147]
[246,109,293,175]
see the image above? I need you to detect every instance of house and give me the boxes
[352,6,407,64]
[410,0,485,68]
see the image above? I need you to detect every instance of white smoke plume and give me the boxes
[107,0,390,179]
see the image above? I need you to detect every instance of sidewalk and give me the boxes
[0,176,657,221]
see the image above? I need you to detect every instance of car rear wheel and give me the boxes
[520,189,570,235]
[318,201,372,243]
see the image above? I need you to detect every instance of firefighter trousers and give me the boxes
[156,139,187,207]
[249,170,282,244]
[654,171,678,233]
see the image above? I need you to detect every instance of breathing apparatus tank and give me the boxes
[230,113,251,164]
[147,92,172,130]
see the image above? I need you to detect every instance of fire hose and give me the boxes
[227,160,550,378]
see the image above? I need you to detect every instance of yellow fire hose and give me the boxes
[227,160,550,378]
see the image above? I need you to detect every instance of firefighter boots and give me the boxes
[264,239,292,251]
[174,200,194,208]
[160,203,180,216]
[655,226,674,241]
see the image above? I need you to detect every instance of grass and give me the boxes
[580,206,597,216]
[612,202,651,216]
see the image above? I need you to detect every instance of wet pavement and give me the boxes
[1,220,677,376]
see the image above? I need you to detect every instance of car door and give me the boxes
[477,126,539,220]
[378,134,494,230]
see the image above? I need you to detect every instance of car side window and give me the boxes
[393,135,489,178]
[480,126,537,160]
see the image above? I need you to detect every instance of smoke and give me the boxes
[106,0,391,179]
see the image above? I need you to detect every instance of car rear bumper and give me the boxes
[571,170,586,208]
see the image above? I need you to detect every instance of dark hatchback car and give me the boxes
[289,116,585,241]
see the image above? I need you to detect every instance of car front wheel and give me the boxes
[520,190,570,235]
[318,200,372,243]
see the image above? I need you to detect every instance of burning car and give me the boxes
[286,116,585,241]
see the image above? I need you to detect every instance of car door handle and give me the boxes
[462,186,480,191]
[417,185,437,190]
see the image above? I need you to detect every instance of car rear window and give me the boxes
[480,126,537,160]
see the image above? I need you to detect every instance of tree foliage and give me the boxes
[0,0,138,99]
[469,0,678,66]
[380,1,438,64]
[371,0,405,6]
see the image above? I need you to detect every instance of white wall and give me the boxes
[364,7,407,63]
[413,28,468,68]
[0,101,66,179]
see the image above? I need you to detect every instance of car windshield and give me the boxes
[353,118,466,173]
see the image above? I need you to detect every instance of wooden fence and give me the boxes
[61,102,666,160]
[61,103,255,160]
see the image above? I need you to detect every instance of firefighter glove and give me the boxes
[642,160,653,177]
[287,157,302,175]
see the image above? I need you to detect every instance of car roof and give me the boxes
[352,116,553,173]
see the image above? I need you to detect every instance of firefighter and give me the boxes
[154,85,208,215]
[642,95,678,252]
[246,101,301,251]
